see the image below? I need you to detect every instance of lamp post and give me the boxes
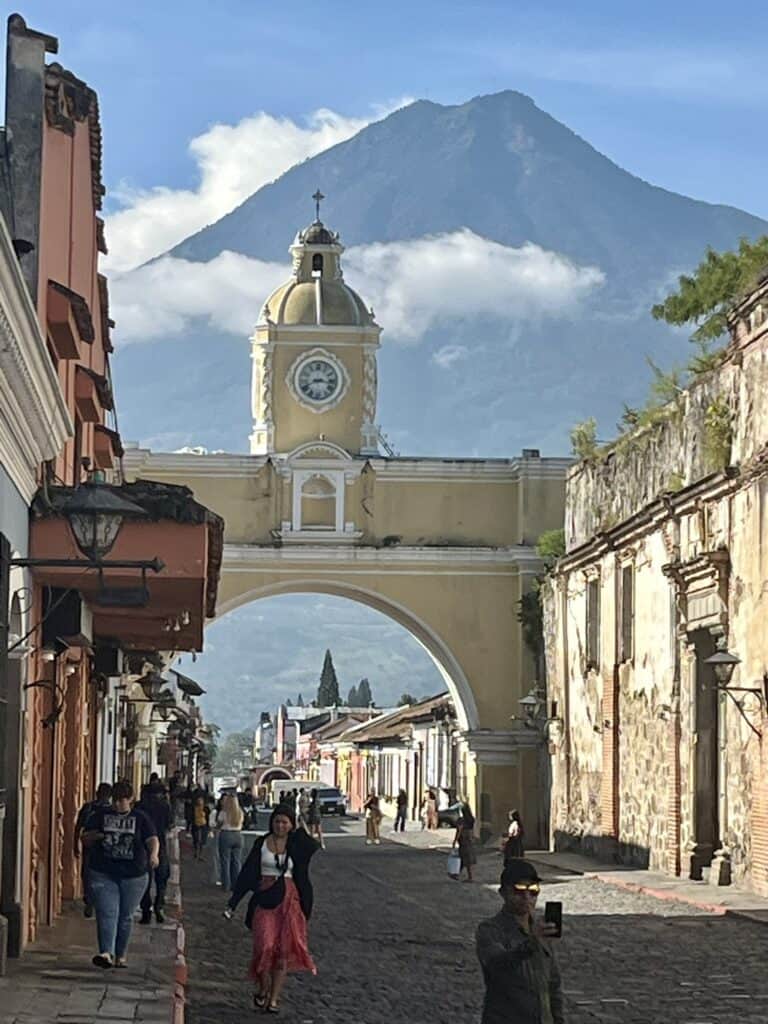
[704,638,768,739]
[11,475,164,573]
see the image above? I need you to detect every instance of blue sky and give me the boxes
[14,0,768,221]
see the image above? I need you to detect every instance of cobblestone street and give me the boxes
[181,820,768,1024]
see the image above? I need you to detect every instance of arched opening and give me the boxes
[311,253,323,276]
[183,581,477,733]
[300,474,336,530]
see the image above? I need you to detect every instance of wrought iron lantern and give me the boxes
[61,476,148,562]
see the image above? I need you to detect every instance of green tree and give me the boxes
[357,677,373,706]
[213,730,255,774]
[397,692,416,706]
[570,417,598,460]
[317,649,341,706]
[536,529,565,566]
[346,684,359,706]
[651,235,768,343]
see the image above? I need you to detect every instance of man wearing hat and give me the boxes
[475,859,565,1023]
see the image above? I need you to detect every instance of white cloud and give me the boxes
[432,345,470,369]
[110,229,604,346]
[103,103,410,274]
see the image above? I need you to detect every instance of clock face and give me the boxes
[296,358,341,404]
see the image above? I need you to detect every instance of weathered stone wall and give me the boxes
[547,299,768,891]
[566,316,768,552]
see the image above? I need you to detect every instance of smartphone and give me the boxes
[544,901,563,938]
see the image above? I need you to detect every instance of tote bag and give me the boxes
[447,850,461,878]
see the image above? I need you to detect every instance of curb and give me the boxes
[591,872,729,916]
[534,855,768,926]
[168,829,187,1024]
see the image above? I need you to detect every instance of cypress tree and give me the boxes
[357,677,373,706]
[316,649,341,706]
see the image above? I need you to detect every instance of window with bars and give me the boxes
[620,564,634,662]
[586,576,600,670]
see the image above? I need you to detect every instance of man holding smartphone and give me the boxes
[475,860,565,1023]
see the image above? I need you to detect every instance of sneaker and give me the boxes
[365,839,372,845]
[92,953,113,969]
[155,909,165,924]
[83,904,93,919]
[114,957,128,968]
[139,911,152,925]
[374,839,381,845]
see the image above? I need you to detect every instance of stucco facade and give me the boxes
[125,213,570,842]
[545,274,768,893]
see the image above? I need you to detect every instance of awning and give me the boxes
[29,480,224,653]
[75,365,113,422]
[172,670,206,697]
[93,424,123,469]
[48,281,95,359]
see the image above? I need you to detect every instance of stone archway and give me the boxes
[217,578,479,732]
[122,212,569,837]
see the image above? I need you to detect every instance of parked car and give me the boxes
[437,802,464,829]
[316,787,347,815]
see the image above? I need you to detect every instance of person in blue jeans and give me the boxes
[216,794,244,892]
[82,780,159,969]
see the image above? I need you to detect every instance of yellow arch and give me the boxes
[214,577,480,732]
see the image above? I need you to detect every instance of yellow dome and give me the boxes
[263,279,372,327]
[259,218,374,328]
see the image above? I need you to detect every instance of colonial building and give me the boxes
[0,15,222,958]
[125,209,570,844]
[545,273,768,894]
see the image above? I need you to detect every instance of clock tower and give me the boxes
[249,205,381,456]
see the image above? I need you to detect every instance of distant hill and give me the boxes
[114,90,768,456]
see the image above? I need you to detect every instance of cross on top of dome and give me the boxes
[297,189,340,246]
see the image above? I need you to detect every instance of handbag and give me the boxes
[447,850,461,878]
[244,853,289,927]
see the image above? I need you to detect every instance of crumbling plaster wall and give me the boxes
[566,328,768,552]
[550,323,768,885]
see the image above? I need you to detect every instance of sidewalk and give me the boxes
[528,849,768,926]
[0,831,186,1024]
[385,827,768,925]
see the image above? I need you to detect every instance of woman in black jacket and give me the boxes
[226,804,319,1013]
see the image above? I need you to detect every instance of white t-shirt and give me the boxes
[261,841,293,878]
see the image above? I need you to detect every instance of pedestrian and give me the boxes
[74,782,112,918]
[363,790,382,845]
[305,788,325,849]
[394,788,408,833]
[475,860,564,1024]
[453,801,477,882]
[425,789,439,830]
[225,803,319,1013]
[217,793,244,892]
[191,795,208,859]
[503,809,525,861]
[297,788,310,830]
[81,780,159,969]
[137,782,172,924]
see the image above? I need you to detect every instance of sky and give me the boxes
[15,0,768,229]
[12,0,767,732]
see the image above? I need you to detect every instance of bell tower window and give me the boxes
[312,253,323,277]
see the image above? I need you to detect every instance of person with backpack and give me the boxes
[224,804,319,1013]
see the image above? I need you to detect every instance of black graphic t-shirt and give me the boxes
[86,807,157,879]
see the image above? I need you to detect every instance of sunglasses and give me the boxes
[512,882,541,893]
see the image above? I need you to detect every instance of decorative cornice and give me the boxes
[0,217,72,500]
[222,543,544,572]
